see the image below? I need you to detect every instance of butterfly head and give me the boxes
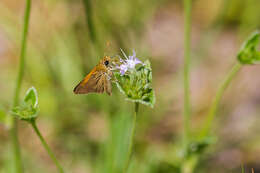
[99,56,112,69]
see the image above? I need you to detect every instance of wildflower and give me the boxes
[117,49,143,75]
[114,50,155,108]
[125,50,142,69]
[118,63,128,75]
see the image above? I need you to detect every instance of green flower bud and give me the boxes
[237,31,260,65]
[12,87,39,121]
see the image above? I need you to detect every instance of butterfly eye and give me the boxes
[104,60,109,66]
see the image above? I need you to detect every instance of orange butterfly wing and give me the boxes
[73,67,112,95]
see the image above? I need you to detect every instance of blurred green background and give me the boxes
[0,0,260,172]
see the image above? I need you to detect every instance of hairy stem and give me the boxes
[11,0,31,172]
[200,63,242,138]
[30,120,64,173]
[123,103,139,173]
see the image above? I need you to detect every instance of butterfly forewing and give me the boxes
[73,68,112,95]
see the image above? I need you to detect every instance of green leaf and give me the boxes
[237,31,260,64]
[115,60,156,108]
[24,87,38,109]
[12,87,39,121]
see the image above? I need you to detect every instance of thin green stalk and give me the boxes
[30,119,64,173]
[11,0,31,172]
[82,0,103,65]
[200,63,242,138]
[82,0,102,54]
[82,0,96,44]
[183,0,192,156]
[241,164,245,173]
[123,103,139,173]
[10,119,22,173]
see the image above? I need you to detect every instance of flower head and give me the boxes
[118,63,128,75]
[117,49,143,75]
[126,50,142,69]
[114,59,156,108]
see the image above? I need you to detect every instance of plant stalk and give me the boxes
[123,103,139,173]
[30,119,64,173]
[82,0,103,53]
[200,62,242,138]
[11,0,31,172]
[183,0,192,157]
[82,0,96,44]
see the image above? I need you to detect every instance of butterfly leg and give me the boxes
[106,71,118,83]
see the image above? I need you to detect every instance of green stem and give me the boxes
[200,63,242,138]
[11,0,31,172]
[123,103,139,173]
[82,0,103,54]
[241,164,245,173]
[82,0,96,44]
[183,0,192,156]
[30,120,64,173]
[10,118,22,173]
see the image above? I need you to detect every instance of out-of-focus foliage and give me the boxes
[0,109,6,124]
